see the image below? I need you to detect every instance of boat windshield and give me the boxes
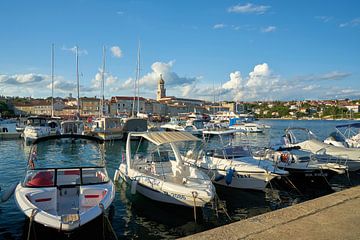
[27,137,104,169]
[27,118,47,127]
[23,167,109,188]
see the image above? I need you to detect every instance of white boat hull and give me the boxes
[116,164,214,207]
[14,182,115,231]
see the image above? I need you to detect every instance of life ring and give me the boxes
[280,153,289,163]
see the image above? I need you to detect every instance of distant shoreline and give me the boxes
[259,118,358,121]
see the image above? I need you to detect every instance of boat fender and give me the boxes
[225,168,234,185]
[131,180,137,195]
[0,183,17,203]
[113,170,120,182]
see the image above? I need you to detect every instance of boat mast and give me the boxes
[76,46,80,118]
[51,43,55,118]
[100,46,106,117]
[136,41,141,115]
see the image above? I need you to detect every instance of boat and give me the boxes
[0,122,21,140]
[161,118,204,136]
[228,117,268,133]
[256,148,347,185]
[202,122,240,135]
[14,134,115,231]
[23,116,52,143]
[283,127,360,171]
[61,119,85,135]
[87,116,124,141]
[324,122,360,148]
[183,131,288,191]
[114,131,215,207]
[160,117,186,132]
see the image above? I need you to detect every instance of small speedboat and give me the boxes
[283,127,360,171]
[324,122,360,148]
[14,134,115,231]
[258,148,347,185]
[114,131,215,207]
[23,116,52,143]
[183,131,288,191]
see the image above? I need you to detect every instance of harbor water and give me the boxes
[0,119,358,240]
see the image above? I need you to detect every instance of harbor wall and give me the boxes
[181,186,360,240]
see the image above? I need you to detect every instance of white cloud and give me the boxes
[122,60,197,90]
[0,73,47,85]
[110,46,122,58]
[116,11,124,15]
[61,46,88,55]
[246,63,271,88]
[339,18,360,28]
[261,26,277,33]
[228,3,270,14]
[315,16,333,23]
[295,71,351,82]
[223,71,242,89]
[91,70,120,90]
[213,24,226,29]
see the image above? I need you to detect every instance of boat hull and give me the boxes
[116,165,214,207]
[14,182,115,231]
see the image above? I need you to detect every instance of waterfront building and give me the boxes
[109,96,146,116]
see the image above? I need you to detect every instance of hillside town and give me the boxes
[0,74,360,120]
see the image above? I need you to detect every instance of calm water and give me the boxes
[0,119,358,240]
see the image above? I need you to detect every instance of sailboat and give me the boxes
[61,46,86,135]
[23,45,58,143]
[87,46,125,140]
[121,41,148,136]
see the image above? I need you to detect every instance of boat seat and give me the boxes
[26,171,54,187]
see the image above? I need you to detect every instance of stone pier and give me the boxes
[181,186,360,240]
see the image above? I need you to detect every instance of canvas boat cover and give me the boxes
[130,131,200,145]
[295,139,360,160]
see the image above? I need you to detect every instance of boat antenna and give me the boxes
[51,43,55,118]
[100,45,106,117]
[76,45,80,119]
[136,40,141,115]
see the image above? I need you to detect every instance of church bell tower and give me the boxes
[156,74,166,101]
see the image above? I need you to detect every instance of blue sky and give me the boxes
[0,0,359,101]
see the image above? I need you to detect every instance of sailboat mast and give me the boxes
[51,43,55,118]
[136,41,141,115]
[76,46,80,116]
[100,46,106,117]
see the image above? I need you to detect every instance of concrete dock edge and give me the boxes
[181,186,360,240]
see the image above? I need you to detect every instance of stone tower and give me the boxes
[156,74,166,101]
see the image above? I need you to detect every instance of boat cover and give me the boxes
[130,132,200,145]
[296,139,360,159]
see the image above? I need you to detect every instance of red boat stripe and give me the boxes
[35,198,52,202]
[84,195,99,198]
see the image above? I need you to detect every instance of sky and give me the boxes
[0,0,359,102]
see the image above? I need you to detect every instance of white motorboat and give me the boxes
[23,116,52,143]
[160,117,187,132]
[0,122,21,140]
[283,127,360,171]
[161,118,204,135]
[183,131,288,191]
[324,122,360,148]
[202,122,241,135]
[256,148,347,185]
[114,131,215,207]
[87,116,124,141]
[14,134,115,231]
[228,117,270,133]
[61,120,85,135]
